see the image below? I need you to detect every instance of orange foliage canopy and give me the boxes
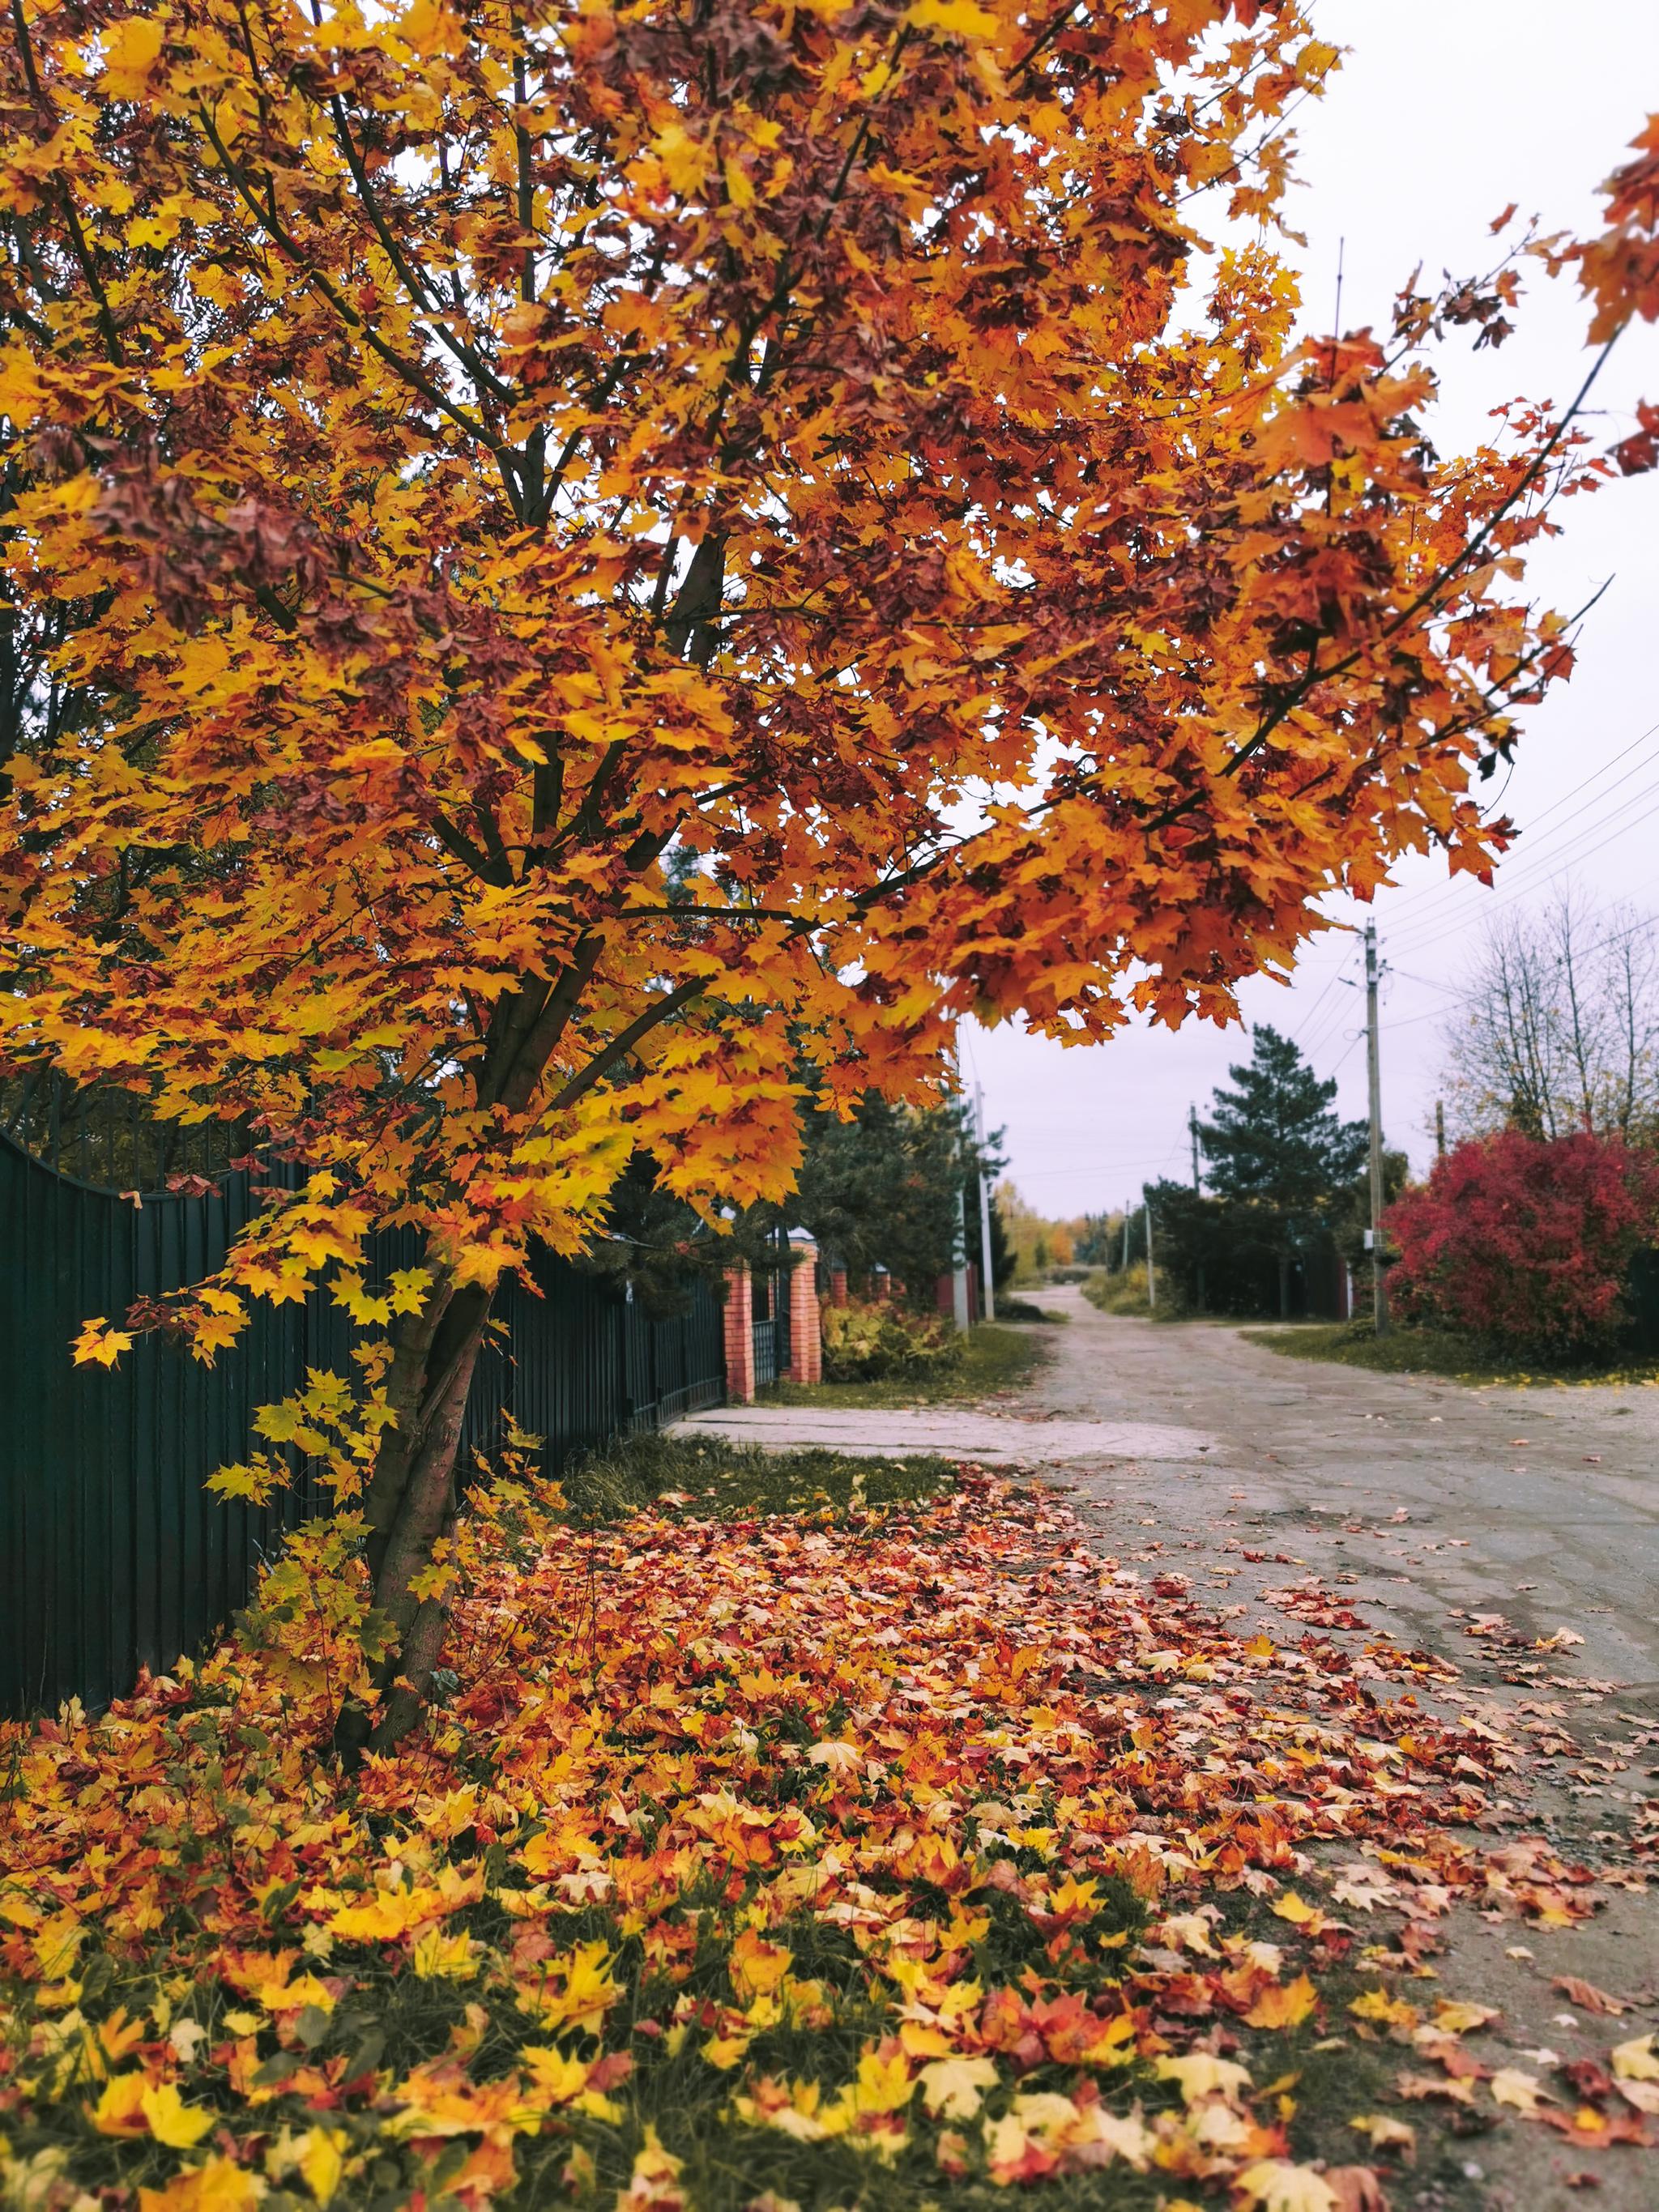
[1572,111,1659,345]
[1563,110,1659,475]
[0,0,1594,1731]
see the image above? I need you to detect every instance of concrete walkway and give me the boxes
[678,1403,1213,1463]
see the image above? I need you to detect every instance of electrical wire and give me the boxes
[1289,960,1352,1049]
[1384,758,1659,954]
[1371,716,1659,938]
[1298,980,1363,1067]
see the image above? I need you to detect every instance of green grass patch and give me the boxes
[1242,1318,1659,1390]
[561,1425,959,1523]
[757,1321,1047,1410]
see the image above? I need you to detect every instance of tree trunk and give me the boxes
[333,1273,493,1763]
[1277,1253,1290,1319]
[326,918,676,1761]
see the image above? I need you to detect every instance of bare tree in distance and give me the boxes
[1440,888,1659,1144]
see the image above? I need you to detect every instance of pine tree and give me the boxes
[1185,1028,1371,1319]
[786,1097,996,1298]
[1200,1028,1368,1206]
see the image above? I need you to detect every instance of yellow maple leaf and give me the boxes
[138,2157,263,2210]
[90,2073,150,2137]
[32,1912,85,1980]
[516,1940,621,2035]
[1490,2068,1551,2116]
[1270,1891,1325,1931]
[1235,2162,1337,2212]
[728,1927,792,2002]
[142,2082,217,2150]
[1613,2033,1659,2082]
[1350,1988,1418,2030]
[519,2046,590,2105]
[1432,2000,1500,2034]
[299,2126,348,2206]
[101,18,164,101]
[412,1926,478,1980]
[918,2055,1000,2120]
[1155,2053,1254,2107]
[328,1885,446,1941]
[72,1318,133,1370]
[906,0,998,37]
[1244,1974,1318,2031]
[1350,2113,1416,2158]
[849,2044,915,2115]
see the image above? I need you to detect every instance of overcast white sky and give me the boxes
[966,0,1659,1217]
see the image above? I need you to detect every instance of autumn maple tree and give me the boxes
[0,0,1599,1748]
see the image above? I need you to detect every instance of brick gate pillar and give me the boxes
[787,1232,821,1386]
[723,1264,756,1404]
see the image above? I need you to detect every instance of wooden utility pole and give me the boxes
[1366,918,1389,1336]
[1145,1198,1155,1310]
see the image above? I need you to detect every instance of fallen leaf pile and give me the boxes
[0,1469,1640,2209]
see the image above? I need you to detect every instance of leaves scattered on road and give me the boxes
[1,1468,1652,2207]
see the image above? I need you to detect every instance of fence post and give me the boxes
[787,1233,821,1384]
[723,1264,757,1404]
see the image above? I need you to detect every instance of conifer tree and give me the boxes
[1200,1028,1369,1208]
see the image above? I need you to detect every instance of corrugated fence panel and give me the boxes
[1,1136,322,1720]
[2,1130,726,1720]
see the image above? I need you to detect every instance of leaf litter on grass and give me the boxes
[0,1458,1650,2210]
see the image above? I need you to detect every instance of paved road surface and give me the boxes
[706,1294,1659,2208]
[1021,1289,1659,1716]
[679,1404,1215,1463]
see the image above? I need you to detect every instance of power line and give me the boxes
[1370,714,1659,940]
[1385,757,1659,954]
[1289,960,1351,1049]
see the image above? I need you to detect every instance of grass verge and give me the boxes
[757,1320,1048,1410]
[1243,1318,1659,1390]
[561,1426,959,1522]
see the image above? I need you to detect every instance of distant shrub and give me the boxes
[1385,1130,1659,1362]
[997,1298,1069,1323]
[820,1299,962,1382]
[1081,1264,1186,1319]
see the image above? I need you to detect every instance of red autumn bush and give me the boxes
[1384,1130,1659,1360]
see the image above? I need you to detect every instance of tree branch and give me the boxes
[194,104,512,476]
[544,978,706,1114]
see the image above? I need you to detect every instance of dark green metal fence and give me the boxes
[1,1099,724,1720]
